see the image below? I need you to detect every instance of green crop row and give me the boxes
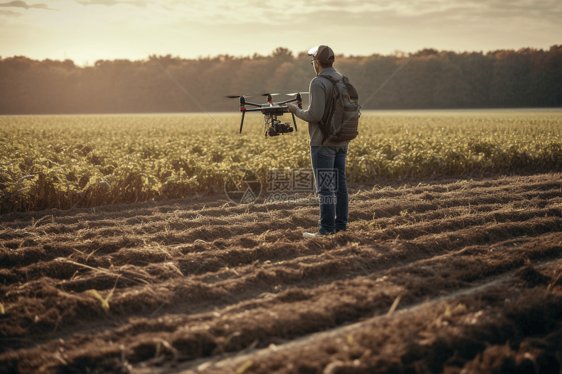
[1,111,561,213]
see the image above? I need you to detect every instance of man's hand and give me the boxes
[285,103,298,113]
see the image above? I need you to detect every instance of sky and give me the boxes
[0,0,560,66]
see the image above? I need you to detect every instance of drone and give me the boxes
[226,92,308,138]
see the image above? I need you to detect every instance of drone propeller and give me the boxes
[286,92,309,96]
[261,93,279,103]
[225,95,251,99]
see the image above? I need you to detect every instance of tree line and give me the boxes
[1,45,561,115]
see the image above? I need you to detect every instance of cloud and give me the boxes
[157,0,561,29]
[0,8,22,15]
[266,0,562,29]
[0,0,58,10]
[74,0,148,8]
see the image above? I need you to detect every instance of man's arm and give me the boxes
[289,79,326,123]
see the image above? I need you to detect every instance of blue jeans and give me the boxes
[310,146,349,234]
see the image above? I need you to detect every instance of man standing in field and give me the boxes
[286,45,350,237]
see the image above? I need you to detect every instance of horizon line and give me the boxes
[1,44,560,66]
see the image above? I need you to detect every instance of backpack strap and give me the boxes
[315,75,343,145]
[316,74,341,85]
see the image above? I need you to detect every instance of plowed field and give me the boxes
[1,172,562,373]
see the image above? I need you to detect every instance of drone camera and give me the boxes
[268,121,294,137]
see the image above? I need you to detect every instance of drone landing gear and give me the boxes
[239,111,246,134]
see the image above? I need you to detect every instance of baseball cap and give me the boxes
[308,45,335,64]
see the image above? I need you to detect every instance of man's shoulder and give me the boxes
[310,76,327,89]
[323,68,343,78]
[309,69,344,89]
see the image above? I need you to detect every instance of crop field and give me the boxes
[1,111,561,213]
[1,110,562,373]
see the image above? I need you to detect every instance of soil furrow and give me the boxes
[190,261,562,374]
[2,231,561,372]
[1,172,562,373]
[1,174,558,234]
[1,190,559,271]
